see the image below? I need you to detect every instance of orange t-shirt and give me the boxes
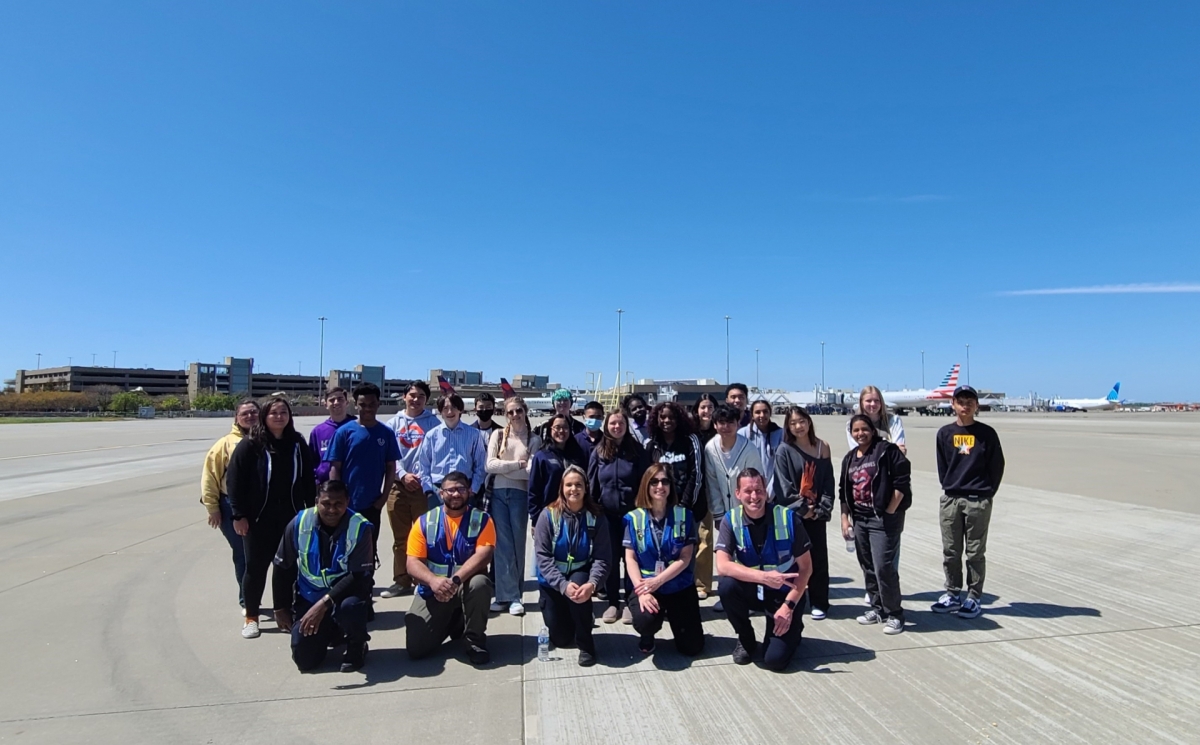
[407,510,497,559]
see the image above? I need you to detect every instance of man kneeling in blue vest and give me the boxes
[405,471,496,666]
[715,467,813,671]
[273,480,374,672]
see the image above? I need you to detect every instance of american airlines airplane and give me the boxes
[880,364,962,413]
[1050,383,1122,412]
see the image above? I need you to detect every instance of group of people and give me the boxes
[199,378,1005,673]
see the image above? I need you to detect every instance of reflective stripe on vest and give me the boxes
[549,508,595,575]
[422,506,486,578]
[631,506,687,578]
[729,504,794,571]
[295,508,368,601]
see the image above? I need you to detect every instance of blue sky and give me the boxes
[2,2,1198,401]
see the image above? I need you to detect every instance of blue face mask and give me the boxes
[584,417,603,431]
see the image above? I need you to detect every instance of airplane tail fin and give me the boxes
[437,376,457,395]
[499,378,516,400]
[933,364,961,393]
[1107,382,1121,402]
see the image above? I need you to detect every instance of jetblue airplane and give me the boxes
[1050,382,1122,412]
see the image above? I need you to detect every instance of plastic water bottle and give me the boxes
[845,537,856,553]
[537,626,550,662]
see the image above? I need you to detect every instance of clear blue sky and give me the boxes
[3,2,1198,401]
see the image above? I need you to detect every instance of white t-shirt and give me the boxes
[846,413,906,450]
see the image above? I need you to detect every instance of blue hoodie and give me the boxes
[385,408,442,478]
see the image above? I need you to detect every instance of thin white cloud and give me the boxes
[1001,283,1200,296]
[801,193,953,204]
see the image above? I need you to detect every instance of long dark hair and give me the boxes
[691,393,720,431]
[251,396,299,447]
[547,465,602,516]
[847,414,879,449]
[782,406,819,448]
[541,414,586,463]
[647,401,693,442]
[596,410,640,462]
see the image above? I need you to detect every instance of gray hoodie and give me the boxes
[703,434,764,523]
[385,408,443,478]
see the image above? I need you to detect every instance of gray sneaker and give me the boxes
[856,609,883,625]
[380,583,413,599]
[883,617,905,635]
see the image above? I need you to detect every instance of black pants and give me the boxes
[603,512,633,607]
[241,516,289,617]
[718,576,805,671]
[628,585,705,656]
[802,517,829,612]
[539,571,596,655]
[291,595,370,672]
[853,510,905,622]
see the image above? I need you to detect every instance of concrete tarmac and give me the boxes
[1,412,1198,744]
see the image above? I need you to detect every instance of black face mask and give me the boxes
[477,410,495,423]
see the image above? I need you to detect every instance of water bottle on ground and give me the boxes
[537,626,550,662]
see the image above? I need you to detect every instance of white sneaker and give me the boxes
[883,617,905,635]
[811,608,826,621]
[509,601,525,616]
[241,620,261,639]
[489,601,505,612]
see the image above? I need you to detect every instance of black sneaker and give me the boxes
[467,644,491,666]
[578,650,596,667]
[931,593,963,614]
[637,637,655,654]
[732,641,753,665]
[340,642,368,672]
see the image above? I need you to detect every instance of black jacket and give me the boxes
[646,433,706,521]
[587,440,650,515]
[837,438,912,516]
[227,432,317,522]
[772,441,836,522]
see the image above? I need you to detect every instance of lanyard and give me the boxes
[565,512,585,566]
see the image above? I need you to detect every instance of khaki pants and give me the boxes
[387,479,429,587]
[405,574,493,659]
[939,494,993,600]
[694,512,714,593]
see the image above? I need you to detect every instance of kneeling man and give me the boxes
[273,480,373,672]
[716,467,812,671]
[406,470,496,665]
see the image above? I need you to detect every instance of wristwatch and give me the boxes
[785,599,797,611]
[451,575,463,587]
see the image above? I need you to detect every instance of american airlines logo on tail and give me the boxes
[928,364,961,400]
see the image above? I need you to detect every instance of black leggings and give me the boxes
[628,585,705,656]
[802,517,829,612]
[241,517,289,617]
[539,571,596,655]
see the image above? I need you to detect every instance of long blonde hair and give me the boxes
[500,396,531,455]
[858,385,892,441]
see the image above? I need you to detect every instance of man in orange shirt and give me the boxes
[405,471,496,665]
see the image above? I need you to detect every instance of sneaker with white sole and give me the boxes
[380,583,413,598]
[931,592,963,614]
[811,608,826,621]
[489,601,506,613]
[883,617,905,635]
[957,597,982,618]
[509,601,525,616]
[241,620,261,639]
[856,609,882,625]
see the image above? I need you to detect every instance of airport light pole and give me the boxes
[92,353,97,366]
[318,316,327,396]
[965,344,971,386]
[616,309,624,395]
[36,353,41,370]
[755,348,759,392]
[921,350,925,389]
[820,341,825,390]
[112,351,117,368]
[724,315,731,384]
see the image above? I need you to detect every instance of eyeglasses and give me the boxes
[441,486,468,496]
[506,409,526,417]
[649,478,670,486]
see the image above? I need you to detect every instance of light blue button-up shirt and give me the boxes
[416,421,488,493]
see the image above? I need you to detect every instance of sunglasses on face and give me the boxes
[649,478,670,486]
[506,409,526,416]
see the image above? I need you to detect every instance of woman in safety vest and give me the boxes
[533,465,611,667]
[622,463,704,656]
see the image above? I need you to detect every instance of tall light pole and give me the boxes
[92,353,97,366]
[616,309,624,394]
[112,351,117,368]
[318,316,327,395]
[755,348,760,391]
[820,341,825,390]
[298,361,302,376]
[921,350,926,389]
[965,344,971,386]
[724,315,731,384]
[36,353,41,369]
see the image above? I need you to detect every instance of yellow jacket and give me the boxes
[201,422,245,514]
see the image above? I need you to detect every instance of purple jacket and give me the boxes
[309,416,356,483]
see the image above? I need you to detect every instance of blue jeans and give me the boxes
[217,497,247,607]
[490,488,529,604]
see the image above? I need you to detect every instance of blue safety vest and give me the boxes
[417,506,489,600]
[626,505,694,595]
[295,507,370,604]
[726,504,795,573]
[536,507,597,586]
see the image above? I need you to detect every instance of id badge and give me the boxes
[654,560,665,575]
[757,584,764,601]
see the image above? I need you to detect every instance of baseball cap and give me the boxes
[953,385,978,399]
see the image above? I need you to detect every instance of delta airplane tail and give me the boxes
[499,378,517,400]
[437,376,457,395]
